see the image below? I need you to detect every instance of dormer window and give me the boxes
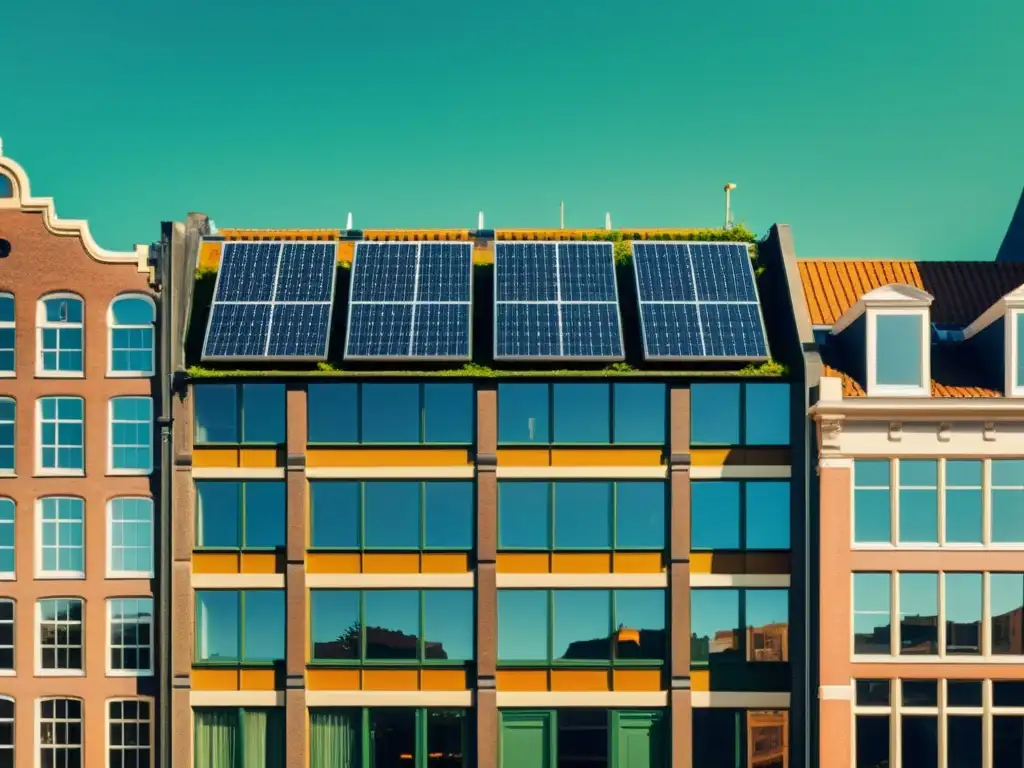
[963,285,1024,397]
[873,312,926,389]
[1011,310,1024,395]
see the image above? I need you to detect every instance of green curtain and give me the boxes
[194,709,237,768]
[242,709,285,768]
[310,709,359,768]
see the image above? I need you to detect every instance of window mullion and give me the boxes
[983,459,992,546]
[939,570,947,658]
[416,707,427,768]
[938,459,947,546]
[739,589,747,661]
[236,385,244,444]
[238,591,246,663]
[891,458,899,545]
[547,591,555,665]
[419,590,426,663]
[608,385,616,444]
[419,383,426,444]
[610,589,617,663]
[419,482,426,551]
[359,592,367,663]
[237,706,245,768]
[611,482,618,551]
[891,571,900,657]
[549,483,556,553]
[359,482,366,551]
[239,483,247,550]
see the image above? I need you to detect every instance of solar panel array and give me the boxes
[494,242,625,360]
[202,242,339,361]
[631,242,769,361]
[344,242,473,360]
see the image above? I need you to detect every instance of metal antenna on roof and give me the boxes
[560,201,565,229]
[724,183,737,230]
[605,212,612,231]
[346,212,353,231]
[478,212,485,230]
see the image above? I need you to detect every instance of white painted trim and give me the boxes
[1009,309,1024,397]
[105,597,154,677]
[690,691,790,708]
[831,283,934,335]
[495,573,666,588]
[35,696,85,768]
[306,466,475,480]
[690,574,791,588]
[189,691,285,707]
[0,155,150,269]
[305,573,474,589]
[35,396,85,476]
[190,468,286,480]
[34,598,85,676]
[105,497,155,579]
[690,465,792,480]
[819,457,854,469]
[190,573,285,589]
[35,293,85,378]
[495,691,667,708]
[819,684,853,701]
[811,399,1022,419]
[34,497,85,580]
[496,466,668,480]
[866,308,931,397]
[106,294,156,378]
[107,396,154,476]
[105,697,156,768]
[305,690,473,708]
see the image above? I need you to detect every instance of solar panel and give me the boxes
[343,242,473,360]
[632,242,769,361]
[201,242,339,361]
[494,242,625,360]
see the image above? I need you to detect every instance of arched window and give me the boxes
[36,294,84,376]
[0,293,13,374]
[0,695,13,762]
[108,295,155,376]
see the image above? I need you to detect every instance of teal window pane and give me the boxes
[0,498,13,574]
[424,590,474,661]
[424,481,473,549]
[745,482,790,550]
[498,482,550,549]
[614,482,665,549]
[945,573,981,655]
[898,460,938,544]
[307,383,358,443]
[194,385,237,443]
[243,482,286,549]
[195,482,241,548]
[0,398,13,472]
[993,459,1024,486]
[195,591,240,662]
[744,384,790,446]
[552,384,610,444]
[497,384,549,444]
[242,590,285,661]
[945,460,982,544]
[498,590,548,661]
[554,482,612,549]
[990,574,1024,655]
[854,460,891,544]
[691,384,740,445]
[364,482,419,548]
[875,314,923,386]
[0,295,11,323]
[423,383,473,444]
[364,590,419,660]
[853,573,891,655]
[309,590,360,660]
[992,489,1024,543]
[899,573,938,655]
[746,589,789,662]
[614,589,665,660]
[612,383,665,444]
[361,384,419,443]
[309,482,360,548]
[553,590,610,661]
[241,384,285,444]
[1017,314,1024,388]
[691,482,740,549]
[109,498,153,574]
[691,589,740,664]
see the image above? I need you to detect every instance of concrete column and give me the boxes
[668,386,692,768]
[476,384,498,768]
[670,690,693,768]
[284,384,308,766]
[171,392,195,764]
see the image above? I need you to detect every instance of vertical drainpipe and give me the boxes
[156,228,173,768]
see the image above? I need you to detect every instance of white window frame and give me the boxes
[0,498,14,579]
[866,307,931,397]
[0,292,13,377]
[106,597,154,677]
[107,396,154,476]
[851,458,1012,551]
[107,497,155,579]
[0,599,14,676]
[35,497,85,580]
[0,397,14,476]
[35,598,85,677]
[105,698,154,768]
[35,293,85,378]
[107,294,156,378]
[35,396,85,477]
[36,697,83,768]
[0,695,12,764]
[1008,308,1024,397]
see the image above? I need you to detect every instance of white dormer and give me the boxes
[963,283,1024,397]
[831,284,933,397]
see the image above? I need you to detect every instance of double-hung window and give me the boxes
[108,598,153,675]
[0,399,12,475]
[37,598,84,674]
[0,499,12,578]
[37,497,84,578]
[108,700,152,768]
[0,600,13,672]
[107,498,154,578]
[37,396,84,474]
[37,294,84,375]
[108,295,155,376]
[38,699,82,767]
[0,293,13,375]
[109,396,153,474]
[0,696,11,766]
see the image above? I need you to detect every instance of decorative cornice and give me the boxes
[811,399,1024,421]
[817,415,843,455]
[0,153,149,271]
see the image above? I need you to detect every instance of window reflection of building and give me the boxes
[748,710,788,768]
[691,621,790,663]
[991,607,1024,654]
[312,625,447,661]
[560,627,666,660]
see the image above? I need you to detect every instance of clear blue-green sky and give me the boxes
[2,0,1021,259]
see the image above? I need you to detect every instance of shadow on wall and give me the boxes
[997,188,1024,263]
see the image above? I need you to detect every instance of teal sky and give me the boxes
[2,0,1022,259]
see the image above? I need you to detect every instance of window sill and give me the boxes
[0,670,14,677]
[306,442,473,448]
[853,543,1023,550]
[106,371,155,379]
[0,574,15,581]
[34,572,85,580]
[307,660,471,668]
[106,469,154,477]
[34,470,85,478]
[107,669,154,677]
[106,571,155,580]
[35,372,85,379]
[498,660,665,668]
[0,473,16,479]
[0,373,12,379]
[192,661,279,669]
[194,442,283,449]
[851,654,1011,663]
[36,669,85,677]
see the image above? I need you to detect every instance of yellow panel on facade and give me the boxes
[612,669,663,692]
[198,241,223,271]
[420,669,468,691]
[192,668,240,691]
[551,553,611,573]
[421,553,470,573]
[612,552,664,573]
[688,553,714,574]
[192,448,241,468]
[305,449,471,467]
[496,670,549,691]
[362,553,419,573]
[306,553,362,573]
[239,448,282,468]
[362,669,419,691]
[690,670,710,692]
[192,553,240,574]
[550,449,663,467]
[690,449,732,467]
[240,552,280,574]
[306,669,360,691]
[495,449,551,467]
[336,242,355,263]
[239,668,277,690]
[550,670,610,692]
[496,553,551,573]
